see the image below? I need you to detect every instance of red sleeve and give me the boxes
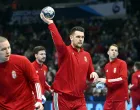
[48,23,67,61]
[22,57,42,102]
[44,66,51,91]
[130,74,138,90]
[87,54,95,82]
[45,82,51,91]
[106,61,127,88]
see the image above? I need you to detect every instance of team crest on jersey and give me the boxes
[12,70,17,79]
[113,68,116,73]
[84,56,87,62]
[106,70,108,72]
[44,71,46,75]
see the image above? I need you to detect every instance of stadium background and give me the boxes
[0,0,140,110]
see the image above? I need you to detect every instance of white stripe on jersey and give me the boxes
[108,77,122,82]
[45,82,50,87]
[35,83,42,100]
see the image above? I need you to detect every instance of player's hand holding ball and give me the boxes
[40,6,55,24]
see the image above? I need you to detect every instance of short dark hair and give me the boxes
[134,62,140,70]
[33,46,46,54]
[0,36,8,43]
[109,44,118,50]
[69,26,85,35]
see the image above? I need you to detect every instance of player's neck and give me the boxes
[71,44,81,52]
[36,60,43,65]
[109,58,116,62]
[134,69,138,72]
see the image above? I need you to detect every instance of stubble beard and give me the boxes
[38,59,45,64]
[109,56,117,61]
[75,43,83,49]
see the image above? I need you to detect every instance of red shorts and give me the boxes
[104,100,126,110]
[131,97,140,110]
[52,92,87,110]
[0,105,35,110]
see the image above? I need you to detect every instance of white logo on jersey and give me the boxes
[12,70,17,79]
[44,71,46,76]
[138,75,140,78]
[114,68,116,73]
[106,70,108,72]
[36,71,38,73]
[84,56,87,62]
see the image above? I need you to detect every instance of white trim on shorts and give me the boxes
[125,100,127,110]
[53,92,59,110]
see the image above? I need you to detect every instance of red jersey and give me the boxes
[32,61,50,94]
[130,70,140,99]
[0,54,42,110]
[48,23,95,97]
[105,58,128,101]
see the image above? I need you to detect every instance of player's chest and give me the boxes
[0,65,23,85]
[35,68,47,76]
[105,64,120,77]
[70,52,89,66]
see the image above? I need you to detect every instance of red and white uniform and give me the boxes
[48,23,95,110]
[0,54,42,110]
[130,70,140,110]
[32,60,50,94]
[104,58,128,110]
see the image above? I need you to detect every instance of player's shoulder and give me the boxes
[11,54,26,59]
[117,58,126,64]
[31,61,36,65]
[134,70,140,76]
[42,63,47,69]
[105,62,110,68]
[83,50,90,55]
[10,54,29,61]
[43,64,47,67]
[83,51,92,60]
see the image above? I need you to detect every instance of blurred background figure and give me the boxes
[32,46,53,105]
[129,62,140,110]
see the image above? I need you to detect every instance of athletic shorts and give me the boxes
[52,92,87,110]
[131,97,140,110]
[104,100,126,110]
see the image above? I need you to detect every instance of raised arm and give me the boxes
[40,13,67,59]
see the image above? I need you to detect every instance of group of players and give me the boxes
[0,12,140,110]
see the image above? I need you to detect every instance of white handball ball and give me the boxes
[41,6,55,19]
[96,82,105,90]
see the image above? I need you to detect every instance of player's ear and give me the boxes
[35,54,37,58]
[107,51,109,55]
[70,35,73,41]
[116,51,119,57]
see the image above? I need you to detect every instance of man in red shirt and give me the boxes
[0,36,43,110]
[98,44,128,110]
[129,62,140,110]
[32,46,52,104]
[40,13,98,110]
